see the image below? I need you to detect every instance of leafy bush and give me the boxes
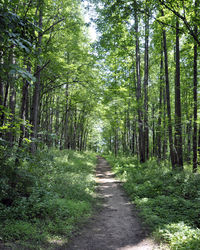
[0,220,45,241]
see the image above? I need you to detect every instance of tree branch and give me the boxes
[24,0,33,18]
[41,18,64,36]
[34,60,50,76]
[41,80,89,96]
[138,8,183,32]
[159,0,200,46]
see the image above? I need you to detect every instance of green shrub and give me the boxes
[0,220,45,241]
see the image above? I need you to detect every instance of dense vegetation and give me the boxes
[1,0,200,249]
[0,149,97,248]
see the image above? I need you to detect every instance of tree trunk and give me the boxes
[174,19,183,170]
[135,6,145,163]
[30,1,43,153]
[162,79,167,159]
[193,21,198,173]
[54,96,60,147]
[162,11,175,169]
[198,124,200,165]
[186,119,192,163]
[72,106,77,150]
[0,77,3,107]
[18,63,30,147]
[143,7,149,160]
[152,104,156,156]
[64,84,69,149]
[7,50,16,144]
[158,44,163,160]
[0,76,3,127]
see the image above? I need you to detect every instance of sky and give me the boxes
[82,1,98,43]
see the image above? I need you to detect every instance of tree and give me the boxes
[174,18,183,170]
[193,0,198,173]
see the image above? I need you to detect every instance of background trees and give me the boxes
[1,0,200,185]
[0,0,99,157]
[89,0,200,172]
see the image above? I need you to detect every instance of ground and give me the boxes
[60,157,159,250]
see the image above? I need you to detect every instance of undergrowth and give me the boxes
[0,149,97,249]
[105,155,200,250]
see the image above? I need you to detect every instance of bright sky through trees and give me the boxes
[82,1,97,42]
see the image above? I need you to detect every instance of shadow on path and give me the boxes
[57,157,158,250]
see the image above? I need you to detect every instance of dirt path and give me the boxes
[63,157,158,250]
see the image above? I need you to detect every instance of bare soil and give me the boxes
[61,156,159,250]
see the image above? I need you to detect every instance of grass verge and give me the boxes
[0,149,97,249]
[105,155,200,250]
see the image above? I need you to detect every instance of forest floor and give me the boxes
[59,156,160,250]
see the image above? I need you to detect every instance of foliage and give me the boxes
[0,149,97,248]
[106,155,200,249]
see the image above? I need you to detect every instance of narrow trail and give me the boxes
[62,157,158,250]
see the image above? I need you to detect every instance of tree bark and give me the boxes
[143,9,149,160]
[162,11,175,169]
[7,50,16,144]
[158,43,164,160]
[30,0,43,153]
[18,62,30,147]
[174,19,183,170]
[193,20,198,173]
[135,5,145,163]
[64,82,69,149]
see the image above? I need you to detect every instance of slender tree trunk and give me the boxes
[174,19,183,170]
[186,119,192,163]
[152,104,156,156]
[7,50,16,144]
[135,6,145,163]
[72,106,77,150]
[198,124,200,165]
[0,79,9,126]
[158,44,164,160]
[18,63,30,147]
[60,112,65,150]
[54,96,60,147]
[114,109,118,156]
[79,114,86,151]
[144,8,149,160]
[162,80,167,159]
[64,83,69,149]
[0,76,3,127]
[109,132,112,152]
[0,50,3,110]
[0,77,3,107]
[131,62,136,156]
[162,12,175,169]
[193,21,198,173]
[30,0,43,153]
[131,123,135,155]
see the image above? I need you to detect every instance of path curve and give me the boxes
[62,157,158,250]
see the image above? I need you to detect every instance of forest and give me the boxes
[0,0,200,249]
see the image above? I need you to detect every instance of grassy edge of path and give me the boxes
[0,149,97,249]
[104,154,200,250]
